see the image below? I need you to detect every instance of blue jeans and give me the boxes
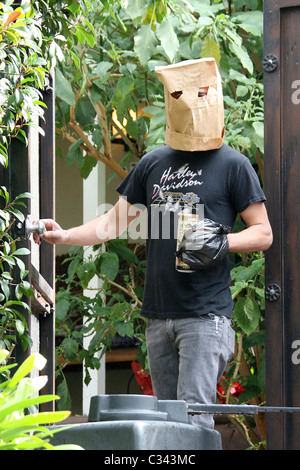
[145,315,235,429]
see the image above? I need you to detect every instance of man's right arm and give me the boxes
[34,197,141,246]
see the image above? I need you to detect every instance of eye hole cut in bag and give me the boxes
[198,86,209,97]
[170,87,209,100]
[171,90,183,99]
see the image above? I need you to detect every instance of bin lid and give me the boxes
[88,394,188,423]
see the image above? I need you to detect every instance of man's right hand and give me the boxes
[32,198,142,247]
[33,219,70,245]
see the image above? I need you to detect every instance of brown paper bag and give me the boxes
[155,58,225,152]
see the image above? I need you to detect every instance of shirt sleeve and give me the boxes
[230,158,266,214]
[116,160,147,207]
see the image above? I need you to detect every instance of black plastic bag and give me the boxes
[176,218,231,269]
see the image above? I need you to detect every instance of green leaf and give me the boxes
[60,337,78,362]
[231,258,264,283]
[197,16,214,31]
[201,36,221,66]
[252,121,264,154]
[134,24,157,66]
[56,379,72,411]
[233,11,263,37]
[79,156,98,179]
[66,139,83,167]
[13,247,30,256]
[52,444,83,450]
[55,299,70,320]
[15,319,25,335]
[0,186,9,206]
[243,330,265,349]
[228,41,253,74]
[236,85,248,97]
[14,192,34,201]
[15,258,27,280]
[77,261,96,289]
[1,271,13,280]
[124,116,139,140]
[109,243,139,264]
[55,68,76,107]
[0,279,10,300]
[222,25,242,47]
[68,49,81,69]
[7,353,47,390]
[20,280,33,297]
[95,61,113,79]
[3,300,30,310]
[0,349,9,364]
[156,16,179,62]
[233,296,260,335]
[230,280,248,299]
[114,319,134,338]
[92,128,103,148]
[0,411,71,439]
[76,24,95,47]
[97,252,119,281]
[75,97,96,127]
[113,77,135,107]
[238,375,261,403]
[0,394,59,422]
[125,0,148,21]
[9,208,24,222]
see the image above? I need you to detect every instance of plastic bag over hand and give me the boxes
[176,218,231,269]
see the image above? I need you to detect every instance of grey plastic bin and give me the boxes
[50,394,222,450]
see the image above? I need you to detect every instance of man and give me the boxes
[35,59,272,429]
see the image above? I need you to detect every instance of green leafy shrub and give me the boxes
[0,0,95,360]
[0,349,82,450]
[0,187,34,353]
[55,240,146,409]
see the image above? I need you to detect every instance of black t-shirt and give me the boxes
[116,144,266,319]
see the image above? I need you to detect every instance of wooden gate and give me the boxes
[3,80,55,411]
[264,0,300,450]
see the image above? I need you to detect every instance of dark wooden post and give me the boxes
[3,78,56,411]
[38,75,56,411]
[264,0,300,450]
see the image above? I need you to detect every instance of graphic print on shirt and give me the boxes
[149,163,203,272]
[151,163,203,207]
[150,163,202,213]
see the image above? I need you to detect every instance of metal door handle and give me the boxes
[25,218,45,238]
[15,217,45,239]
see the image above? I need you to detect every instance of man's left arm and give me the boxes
[227,201,273,253]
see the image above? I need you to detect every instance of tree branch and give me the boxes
[67,119,127,179]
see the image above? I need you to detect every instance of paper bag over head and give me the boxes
[155,58,225,152]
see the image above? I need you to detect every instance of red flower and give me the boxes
[217,375,245,403]
[131,360,154,395]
